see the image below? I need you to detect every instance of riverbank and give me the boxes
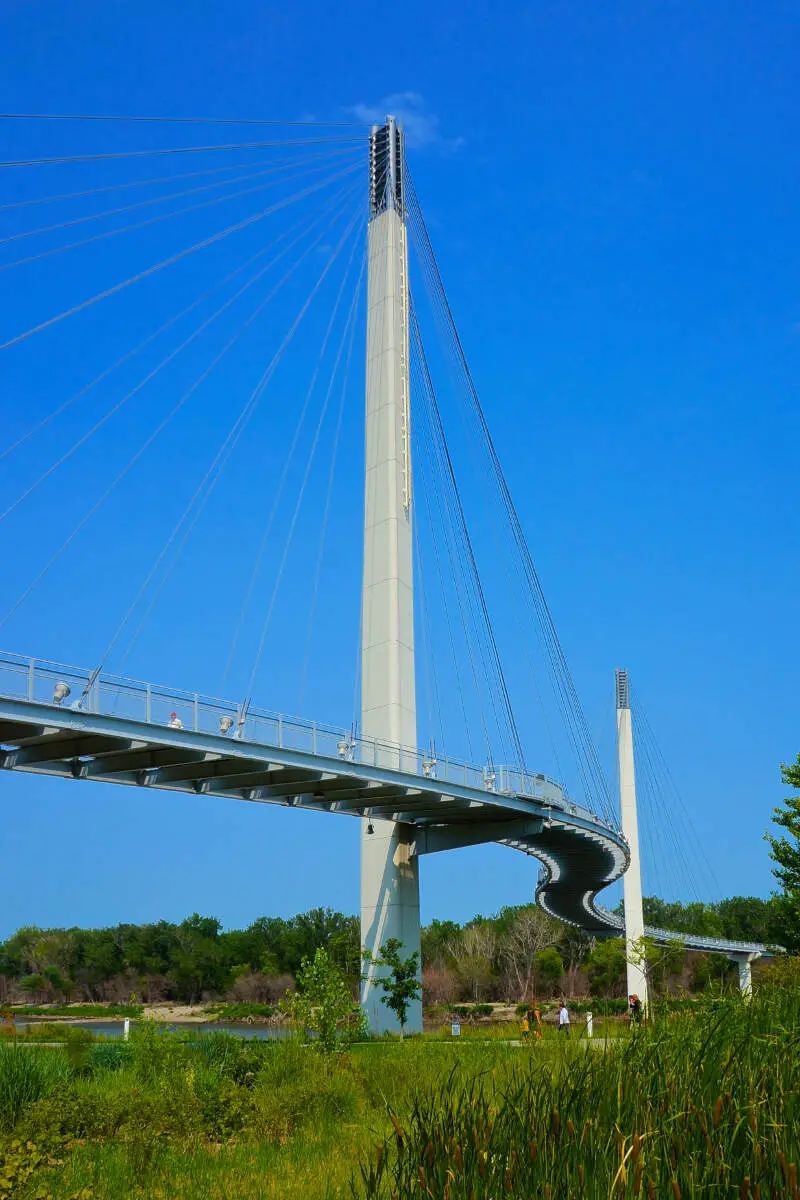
[6,1001,282,1026]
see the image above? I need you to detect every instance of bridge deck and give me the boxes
[0,653,771,957]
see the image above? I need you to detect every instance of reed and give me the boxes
[355,984,800,1198]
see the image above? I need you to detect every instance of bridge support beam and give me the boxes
[615,669,649,1011]
[731,952,756,997]
[360,116,422,1035]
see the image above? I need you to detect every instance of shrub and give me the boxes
[86,1041,134,1072]
[0,1044,71,1131]
[447,1004,493,1020]
[191,1031,271,1084]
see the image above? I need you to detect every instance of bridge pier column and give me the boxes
[731,952,756,997]
[615,669,649,1011]
[361,823,421,1033]
[359,117,422,1035]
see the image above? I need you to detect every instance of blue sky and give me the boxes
[0,0,797,938]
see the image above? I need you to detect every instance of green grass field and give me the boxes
[0,982,797,1199]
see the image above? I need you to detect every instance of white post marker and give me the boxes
[586,1011,593,1039]
[123,1018,130,1041]
[615,669,649,1012]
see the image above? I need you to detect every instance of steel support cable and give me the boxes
[297,252,364,713]
[631,695,717,900]
[410,299,525,769]
[411,332,487,762]
[636,726,696,902]
[0,193,340,469]
[0,113,369,128]
[110,192,363,677]
[630,704,697,901]
[221,223,363,691]
[622,716,666,901]
[0,155,337,213]
[412,489,445,758]
[414,443,475,762]
[406,184,616,825]
[0,161,361,353]
[410,329,488,763]
[411,310,505,761]
[407,203,587,792]
[410,244,567,783]
[407,198,567,720]
[410,219,566,777]
[632,705,696,900]
[0,136,364,170]
[0,188,352,526]
[0,191,359,637]
[239,212,365,717]
[631,686,720,894]
[409,206,571,791]
[0,152,360,272]
[0,146,359,246]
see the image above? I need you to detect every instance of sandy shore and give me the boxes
[12,1003,279,1026]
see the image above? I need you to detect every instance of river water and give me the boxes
[14,1020,289,1041]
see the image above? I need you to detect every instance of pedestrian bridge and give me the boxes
[0,652,772,974]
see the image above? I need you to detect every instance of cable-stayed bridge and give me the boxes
[0,113,772,1029]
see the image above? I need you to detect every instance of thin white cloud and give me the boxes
[348,93,464,152]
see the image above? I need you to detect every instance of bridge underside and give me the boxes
[0,694,774,964]
[0,697,628,933]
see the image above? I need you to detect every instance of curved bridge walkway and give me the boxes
[0,652,771,968]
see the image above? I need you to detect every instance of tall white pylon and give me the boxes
[360,117,422,1034]
[615,668,649,1010]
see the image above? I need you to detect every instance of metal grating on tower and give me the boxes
[369,119,405,220]
[615,668,630,711]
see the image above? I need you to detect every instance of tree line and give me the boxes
[0,893,780,1008]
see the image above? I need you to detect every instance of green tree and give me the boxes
[18,973,48,1002]
[364,938,422,1038]
[765,755,800,953]
[586,938,627,996]
[282,947,358,1054]
[421,918,462,967]
[534,947,564,992]
[629,936,686,995]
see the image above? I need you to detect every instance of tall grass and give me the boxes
[3,985,798,1199]
[355,986,800,1197]
[0,1043,71,1131]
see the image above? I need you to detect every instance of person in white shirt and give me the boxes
[558,1002,570,1035]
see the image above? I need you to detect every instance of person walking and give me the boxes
[521,1013,530,1040]
[558,1001,570,1036]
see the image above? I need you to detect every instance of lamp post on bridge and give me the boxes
[360,117,422,1035]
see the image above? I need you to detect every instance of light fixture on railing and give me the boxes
[337,737,354,760]
[53,681,71,705]
[366,822,375,835]
[219,716,234,735]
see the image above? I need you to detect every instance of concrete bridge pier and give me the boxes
[615,669,649,1011]
[359,116,422,1035]
[730,952,757,996]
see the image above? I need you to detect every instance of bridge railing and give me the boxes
[593,907,772,954]
[0,651,619,832]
